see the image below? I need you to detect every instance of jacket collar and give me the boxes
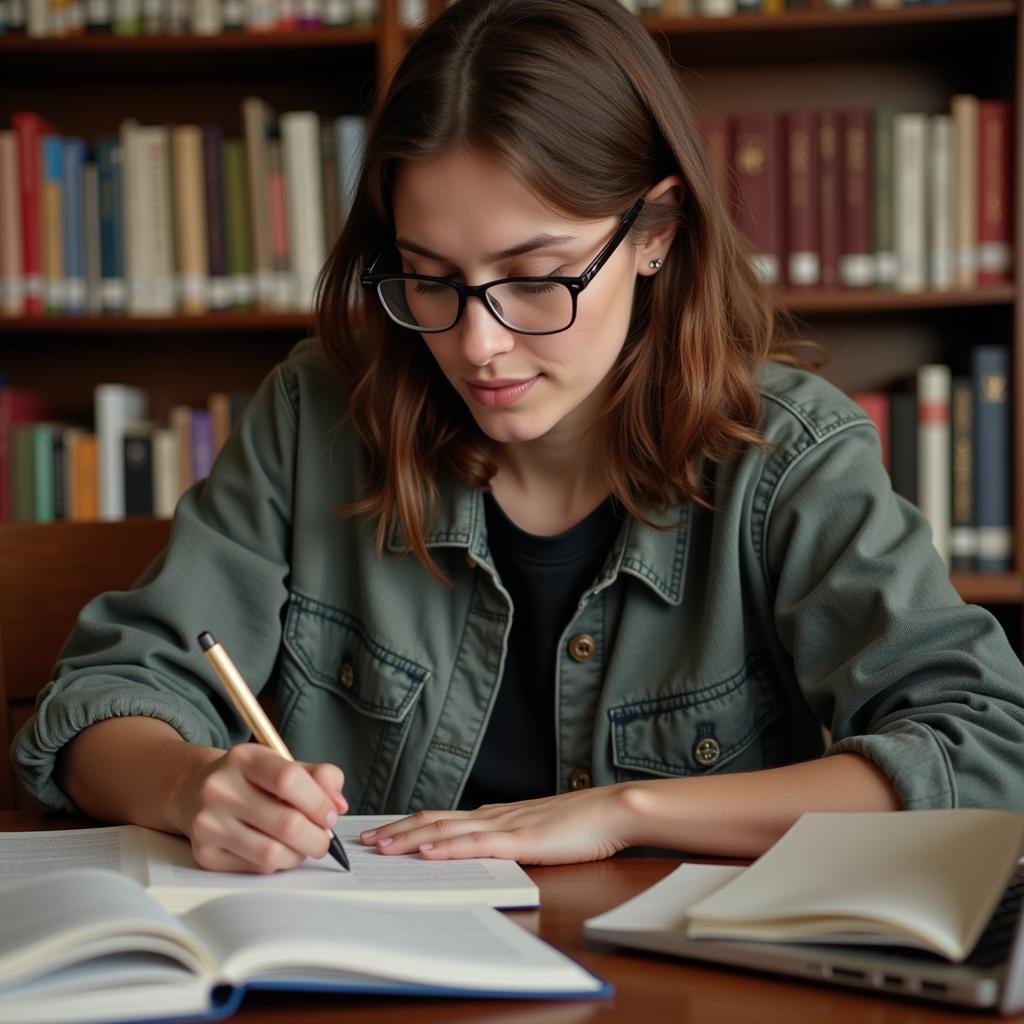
[386,476,689,606]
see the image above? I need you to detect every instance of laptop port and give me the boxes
[920,980,948,994]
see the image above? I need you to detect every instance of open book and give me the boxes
[587,810,1024,963]
[0,816,538,913]
[0,868,608,1024]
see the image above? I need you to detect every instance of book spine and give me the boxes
[917,364,951,565]
[976,101,1012,287]
[733,112,783,287]
[818,111,841,290]
[95,384,148,520]
[68,431,99,521]
[888,391,918,506]
[280,111,325,312]
[152,426,178,518]
[51,425,66,520]
[0,130,24,316]
[950,375,977,573]
[951,94,979,289]
[171,124,209,315]
[169,404,192,497]
[929,114,955,292]
[31,423,55,522]
[11,425,35,522]
[83,160,103,314]
[972,346,1012,572]
[96,137,127,313]
[203,124,231,310]
[147,126,176,315]
[242,96,275,308]
[62,137,87,314]
[785,110,819,288]
[223,138,256,308]
[41,134,64,314]
[190,409,215,481]
[123,428,154,517]
[894,113,928,293]
[208,391,232,455]
[0,390,52,522]
[11,112,51,316]
[873,107,896,289]
[839,109,874,288]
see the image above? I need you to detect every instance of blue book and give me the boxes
[0,867,610,1021]
[62,138,87,316]
[96,137,126,313]
[41,136,64,316]
[972,346,1012,573]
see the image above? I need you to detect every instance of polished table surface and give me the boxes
[3,810,1019,1023]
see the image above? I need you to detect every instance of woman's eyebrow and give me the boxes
[395,233,578,264]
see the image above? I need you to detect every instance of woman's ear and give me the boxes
[636,175,686,277]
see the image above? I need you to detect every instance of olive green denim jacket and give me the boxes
[12,340,1024,815]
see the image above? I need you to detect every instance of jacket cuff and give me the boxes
[825,719,957,810]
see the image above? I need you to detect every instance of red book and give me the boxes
[977,100,1013,286]
[818,111,843,291]
[733,113,784,287]
[851,391,891,472]
[10,112,57,318]
[785,110,820,288]
[700,115,733,213]
[840,109,874,288]
[0,388,54,522]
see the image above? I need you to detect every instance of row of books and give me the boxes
[852,346,1012,574]
[1,0,377,35]
[701,97,1012,293]
[0,384,252,522]
[615,0,980,14]
[0,104,368,318]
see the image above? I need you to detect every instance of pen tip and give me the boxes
[197,632,216,651]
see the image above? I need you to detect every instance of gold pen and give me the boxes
[197,631,350,871]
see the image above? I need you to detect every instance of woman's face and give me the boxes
[391,149,645,448]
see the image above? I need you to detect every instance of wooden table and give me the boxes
[3,810,1018,1023]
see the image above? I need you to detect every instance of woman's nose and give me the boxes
[458,295,516,366]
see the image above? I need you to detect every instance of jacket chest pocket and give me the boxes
[280,593,429,813]
[608,656,783,781]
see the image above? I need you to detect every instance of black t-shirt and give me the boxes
[457,492,623,809]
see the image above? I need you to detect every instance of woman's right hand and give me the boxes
[175,743,348,873]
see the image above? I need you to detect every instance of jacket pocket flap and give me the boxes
[284,594,429,723]
[609,656,782,777]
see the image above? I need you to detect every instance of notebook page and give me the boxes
[0,827,148,885]
[182,893,603,993]
[142,816,538,912]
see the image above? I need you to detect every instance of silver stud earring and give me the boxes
[649,258,663,270]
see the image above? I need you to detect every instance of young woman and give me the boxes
[13,0,1024,873]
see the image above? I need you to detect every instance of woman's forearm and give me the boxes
[56,717,221,835]
[622,752,902,858]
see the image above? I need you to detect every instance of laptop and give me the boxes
[584,862,1024,1012]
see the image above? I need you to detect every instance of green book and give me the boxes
[873,106,896,290]
[32,423,56,524]
[223,138,255,310]
[11,425,35,523]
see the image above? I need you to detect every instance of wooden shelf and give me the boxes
[952,573,1024,604]
[781,285,1016,316]
[0,313,317,333]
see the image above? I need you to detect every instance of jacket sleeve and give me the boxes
[764,419,1024,811]
[9,359,300,812]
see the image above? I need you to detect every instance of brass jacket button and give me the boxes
[693,736,721,767]
[339,660,355,689]
[465,552,477,568]
[568,767,592,790]
[568,634,596,662]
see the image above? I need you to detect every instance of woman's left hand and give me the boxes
[359,783,641,865]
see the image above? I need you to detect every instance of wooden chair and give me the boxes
[0,519,172,810]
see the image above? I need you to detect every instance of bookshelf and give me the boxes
[1,0,1022,635]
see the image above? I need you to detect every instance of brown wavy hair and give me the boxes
[315,0,804,582]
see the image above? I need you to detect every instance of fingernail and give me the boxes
[337,797,349,813]
[420,843,434,852]
[361,828,377,840]
[377,836,392,848]
[325,809,338,828]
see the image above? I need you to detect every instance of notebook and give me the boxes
[585,810,1024,1011]
[0,867,609,1024]
[0,815,539,913]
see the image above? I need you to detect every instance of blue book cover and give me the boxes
[62,138,87,316]
[96,137,126,313]
[42,135,64,316]
[972,346,1012,573]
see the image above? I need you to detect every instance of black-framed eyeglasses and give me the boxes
[360,197,646,336]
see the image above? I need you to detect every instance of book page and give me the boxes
[182,892,603,994]
[685,809,1024,961]
[0,827,148,885]
[142,816,539,912]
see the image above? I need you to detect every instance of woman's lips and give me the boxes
[465,376,539,407]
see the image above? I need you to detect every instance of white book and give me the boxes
[586,810,1024,963]
[82,161,104,315]
[0,818,539,913]
[917,363,951,565]
[929,114,955,291]
[951,94,979,289]
[894,113,928,293]
[190,0,222,33]
[95,383,148,521]
[170,125,209,315]
[697,0,736,16]
[152,426,179,519]
[335,114,366,223]
[0,131,24,317]
[280,111,326,312]
[0,866,603,1024]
